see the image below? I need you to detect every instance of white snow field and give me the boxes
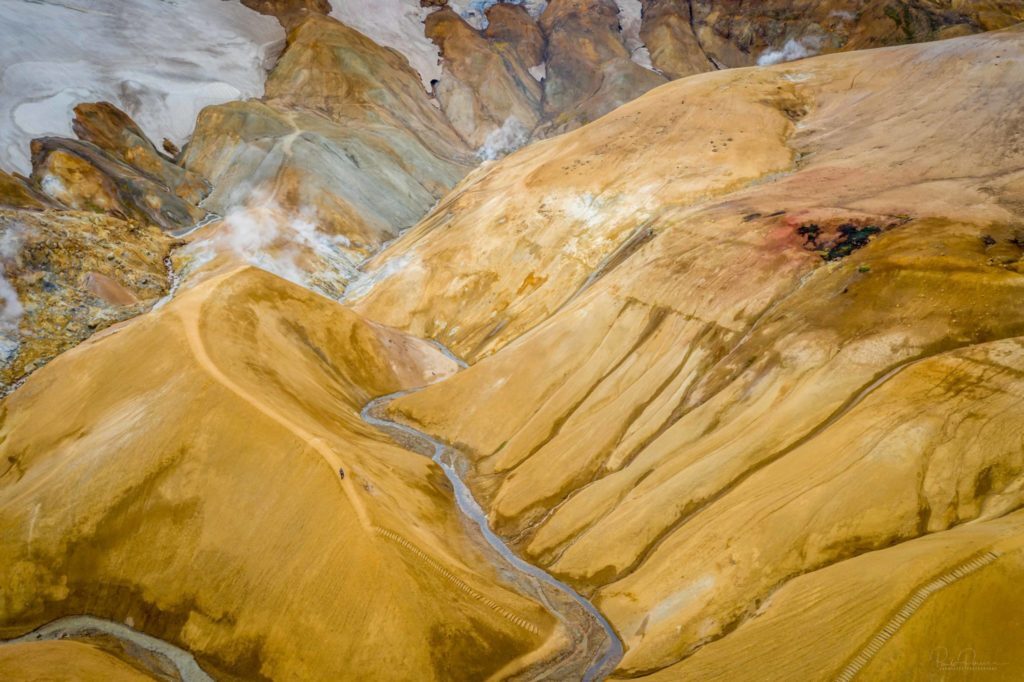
[0,0,282,173]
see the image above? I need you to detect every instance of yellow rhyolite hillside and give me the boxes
[361,26,1024,678]
[1,13,1023,682]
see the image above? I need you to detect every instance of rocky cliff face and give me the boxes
[426,7,543,150]
[71,102,210,207]
[182,13,474,266]
[647,0,1024,70]
[539,0,669,135]
[640,0,716,78]
[302,0,1024,145]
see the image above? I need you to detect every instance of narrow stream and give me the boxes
[362,388,624,681]
[0,615,213,681]
[3,210,624,678]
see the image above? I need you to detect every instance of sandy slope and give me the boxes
[0,639,155,681]
[359,26,1024,677]
[0,265,570,680]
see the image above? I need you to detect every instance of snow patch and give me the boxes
[0,0,283,174]
[477,116,531,161]
[330,0,443,91]
[631,45,655,71]
[528,63,547,81]
[448,0,548,28]
[328,1,552,89]
[757,37,822,66]
[615,0,655,71]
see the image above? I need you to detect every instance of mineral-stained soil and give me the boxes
[358,25,1024,678]
[3,4,1024,680]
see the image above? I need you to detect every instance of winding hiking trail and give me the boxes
[179,268,623,678]
[175,271,374,532]
[362,387,625,682]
